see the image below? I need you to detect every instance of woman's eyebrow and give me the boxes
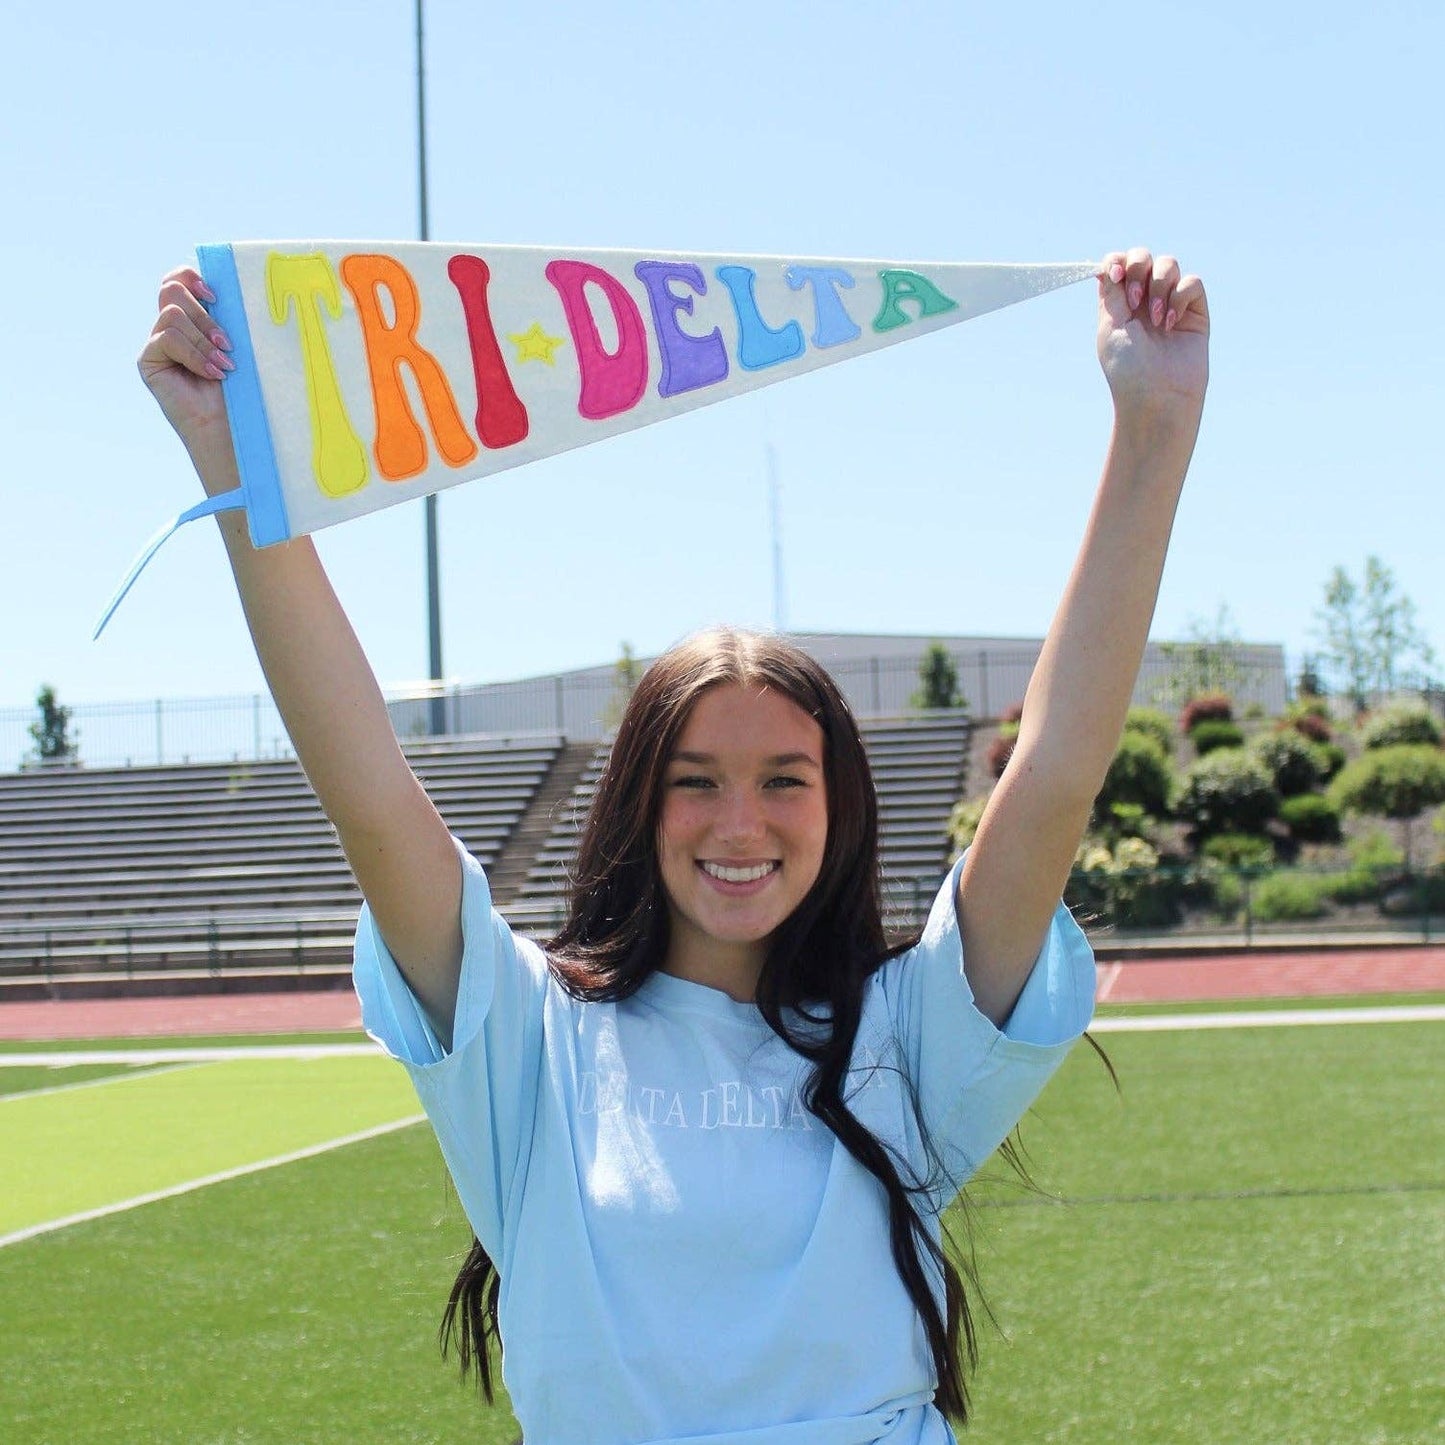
[668,750,821,768]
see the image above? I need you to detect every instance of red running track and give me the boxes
[0,989,362,1042]
[2,946,1444,1041]
[1098,945,1445,1004]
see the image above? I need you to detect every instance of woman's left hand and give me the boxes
[1096,248,1209,428]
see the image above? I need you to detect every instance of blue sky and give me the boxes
[2,0,1440,709]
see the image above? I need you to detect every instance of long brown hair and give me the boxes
[442,628,985,1421]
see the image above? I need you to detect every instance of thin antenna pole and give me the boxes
[768,441,787,633]
[417,0,444,735]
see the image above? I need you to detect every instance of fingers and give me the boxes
[1098,249,1206,333]
[144,268,236,381]
[1170,272,1209,334]
[1146,255,1180,330]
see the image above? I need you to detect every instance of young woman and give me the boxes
[139,246,1207,1442]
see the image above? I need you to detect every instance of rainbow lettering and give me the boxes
[193,242,1097,548]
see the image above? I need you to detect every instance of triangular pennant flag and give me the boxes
[98,242,1095,634]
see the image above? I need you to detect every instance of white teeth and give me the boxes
[702,861,777,884]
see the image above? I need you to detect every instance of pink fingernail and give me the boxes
[199,283,217,303]
[1151,299,1164,326]
[205,361,224,380]
[214,351,236,372]
[210,329,233,351]
[1166,308,1178,331]
[1109,264,1125,283]
[1128,283,1143,308]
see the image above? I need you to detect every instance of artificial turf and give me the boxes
[0,1030,369,1053]
[3,1055,418,1236]
[0,1061,149,1098]
[0,1021,1440,1442]
[0,1127,512,1443]
[964,1022,1445,1442]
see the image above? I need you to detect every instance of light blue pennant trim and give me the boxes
[96,244,292,640]
[196,243,290,547]
[92,489,245,638]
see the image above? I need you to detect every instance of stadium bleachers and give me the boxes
[1,713,970,996]
[0,734,564,996]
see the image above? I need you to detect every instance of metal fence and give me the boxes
[3,641,1296,773]
[1071,860,1445,948]
[8,859,1440,998]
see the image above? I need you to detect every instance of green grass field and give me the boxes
[1,1013,1441,1443]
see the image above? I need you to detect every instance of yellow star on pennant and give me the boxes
[508,321,567,365]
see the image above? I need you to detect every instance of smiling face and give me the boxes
[656,683,829,999]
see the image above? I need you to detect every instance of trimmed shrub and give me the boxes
[1094,732,1172,823]
[1190,719,1245,755]
[1251,730,1324,798]
[1289,710,1334,745]
[1349,829,1405,872]
[1330,745,1445,822]
[1381,871,1445,917]
[1279,793,1342,843]
[1202,864,1245,920]
[1180,693,1234,733]
[1105,802,1149,839]
[1250,872,1331,922]
[1325,829,1406,903]
[987,732,1016,779]
[1123,707,1174,758]
[1200,832,1275,871]
[1175,750,1279,837]
[1310,741,1347,783]
[947,796,987,859]
[1360,703,1443,751]
[1070,836,1180,929]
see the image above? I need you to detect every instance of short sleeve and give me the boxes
[875,855,1096,1206]
[353,838,551,1259]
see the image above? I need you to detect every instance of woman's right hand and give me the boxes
[136,265,464,1038]
[137,265,237,475]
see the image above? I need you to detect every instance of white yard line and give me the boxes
[1092,1004,1445,1032]
[0,1043,381,1066]
[1094,962,1123,1003]
[0,1113,426,1250]
[0,1060,208,1102]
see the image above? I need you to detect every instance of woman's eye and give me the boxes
[765,775,805,789]
[671,774,715,789]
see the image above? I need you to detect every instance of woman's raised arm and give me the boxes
[959,247,1210,1026]
[139,266,463,1043]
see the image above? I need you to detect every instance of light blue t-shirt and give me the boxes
[354,844,1095,1445]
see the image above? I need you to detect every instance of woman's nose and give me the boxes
[716,787,765,844]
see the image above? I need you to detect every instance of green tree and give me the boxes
[1329,744,1445,871]
[1294,652,1326,702]
[910,642,964,711]
[1155,605,1256,705]
[29,684,77,766]
[603,643,643,730]
[1315,557,1435,710]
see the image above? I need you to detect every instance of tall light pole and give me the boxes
[417,0,445,735]
[768,441,788,633]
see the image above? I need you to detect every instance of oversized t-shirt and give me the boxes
[354,844,1095,1445]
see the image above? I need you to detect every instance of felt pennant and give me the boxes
[97,242,1096,635]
